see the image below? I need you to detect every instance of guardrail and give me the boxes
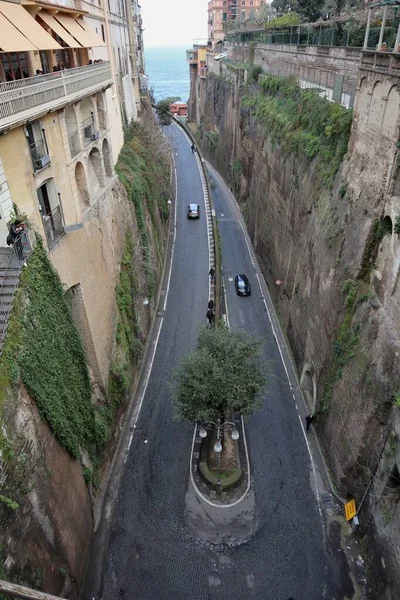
[0,63,113,132]
[360,50,400,76]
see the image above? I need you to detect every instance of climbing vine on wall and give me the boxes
[116,120,171,299]
[0,239,104,459]
[242,74,353,187]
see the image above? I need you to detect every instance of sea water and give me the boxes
[145,46,190,104]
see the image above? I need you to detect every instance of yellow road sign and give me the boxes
[345,498,356,521]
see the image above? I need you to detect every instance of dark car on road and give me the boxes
[235,274,251,296]
[187,204,200,219]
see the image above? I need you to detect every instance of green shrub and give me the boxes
[244,74,352,187]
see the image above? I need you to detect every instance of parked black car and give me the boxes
[234,274,251,296]
[187,204,200,219]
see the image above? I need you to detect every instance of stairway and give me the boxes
[0,246,24,350]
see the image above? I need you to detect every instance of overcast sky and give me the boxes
[141,0,209,47]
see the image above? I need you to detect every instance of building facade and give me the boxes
[207,0,264,49]
[0,0,145,388]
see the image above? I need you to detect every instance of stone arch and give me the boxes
[80,97,94,123]
[102,138,113,177]
[75,161,89,208]
[356,77,372,127]
[300,362,317,413]
[96,93,107,130]
[87,147,104,193]
[382,85,400,141]
[65,106,80,157]
[368,80,385,131]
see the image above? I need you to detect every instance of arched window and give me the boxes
[75,162,89,208]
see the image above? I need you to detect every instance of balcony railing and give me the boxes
[68,130,80,157]
[42,205,64,248]
[29,139,50,172]
[0,63,113,132]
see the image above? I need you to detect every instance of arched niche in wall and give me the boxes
[382,85,400,142]
[368,80,385,132]
[102,138,113,177]
[65,106,80,158]
[355,77,371,127]
[88,147,104,194]
[96,93,107,131]
[75,161,89,209]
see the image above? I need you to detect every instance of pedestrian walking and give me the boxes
[7,220,26,261]
[191,144,195,153]
[206,308,215,326]
[209,266,215,282]
[305,414,314,432]
[208,299,214,310]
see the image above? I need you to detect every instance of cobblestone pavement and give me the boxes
[101,125,354,600]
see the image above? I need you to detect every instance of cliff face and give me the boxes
[197,67,400,598]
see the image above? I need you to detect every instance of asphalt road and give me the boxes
[101,124,349,600]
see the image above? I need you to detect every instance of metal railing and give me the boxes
[68,129,80,157]
[81,117,96,146]
[42,205,64,248]
[227,24,399,50]
[0,229,32,347]
[0,63,112,131]
[29,139,50,172]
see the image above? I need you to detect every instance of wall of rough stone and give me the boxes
[197,65,400,598]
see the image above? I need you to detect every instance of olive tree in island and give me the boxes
[155,96,181,126]
[170,326,267,423]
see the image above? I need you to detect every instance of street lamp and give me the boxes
[198,418,240,494]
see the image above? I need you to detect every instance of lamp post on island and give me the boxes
[198,418,240,494]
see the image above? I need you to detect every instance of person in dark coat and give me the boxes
[7,220,25,260]
[206,308,215,326]
[305,414,314,432]
[208,299,214,310]
[209,266,215,282]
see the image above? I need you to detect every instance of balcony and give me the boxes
[0,63,113,133]
[42,205,64,249]
[186,50,198,64]
[29,139,50,172]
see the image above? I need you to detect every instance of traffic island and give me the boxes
[190,416,250,506]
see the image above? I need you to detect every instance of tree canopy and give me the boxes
[155,96,181,126]
[170,326,267,423]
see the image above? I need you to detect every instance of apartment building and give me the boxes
[207,0,264,49]
[0,0,144,390]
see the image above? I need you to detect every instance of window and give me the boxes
[37,180,64,248]
[1,52,29,82]
[101,24,106,42]
[26,121,50,172]
[242,11,245,19]
[223,0,226,4]
[250,0,253,4]
[222,11,227,21]
[241,0,245,4]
